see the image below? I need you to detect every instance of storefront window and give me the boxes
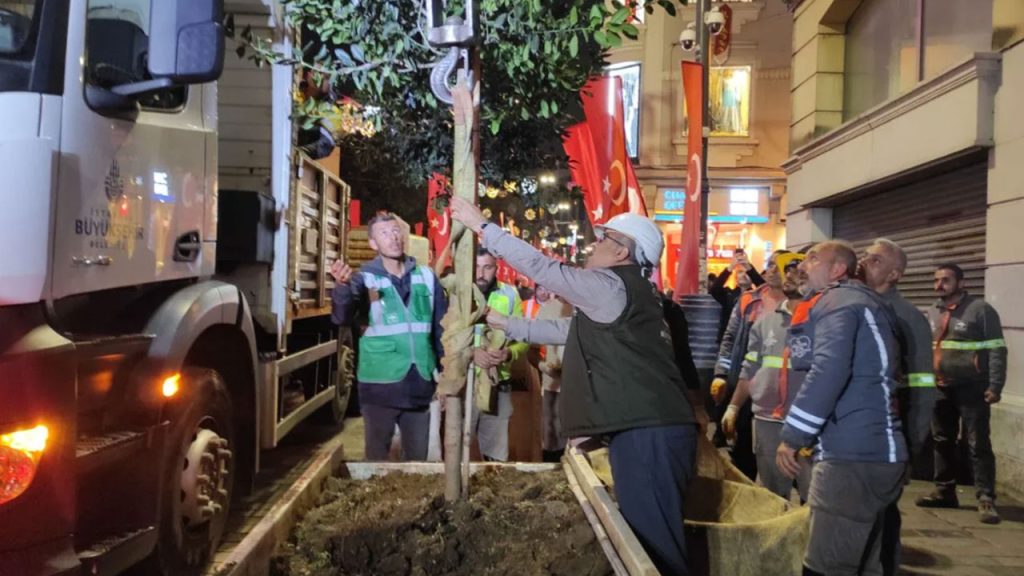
[710,66,750,136]
[607,62,641,159]
[844,0,993,120]
[729,188,759,216]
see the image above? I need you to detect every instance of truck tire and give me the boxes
[151,368,235,575]
[318,343,354,426]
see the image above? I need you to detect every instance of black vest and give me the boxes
[561,265,695,437]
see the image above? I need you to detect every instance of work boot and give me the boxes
[979,499,1001,524]
[915,492,959,509]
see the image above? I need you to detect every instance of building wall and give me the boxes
[608,1,794,196]
[785,0,1024,499]
[985,40,1024,499]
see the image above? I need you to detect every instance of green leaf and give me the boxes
[490,118,501,135]
[589,4,604,25]
[335,48,354,67]
[540,100,549,117]
[569,6,578,25]
[569,33,578,57]
[662,1,676,17]
[594,29,608,47]
[350,43,365,62]
[611,7,630,25]
[621,24,639,40]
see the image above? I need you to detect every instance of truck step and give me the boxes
[78,527,157,576]
[76,431,146,476]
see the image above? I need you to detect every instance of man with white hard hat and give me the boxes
[450,197,699,576]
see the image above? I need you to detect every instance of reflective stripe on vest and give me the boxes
[484,284,519,381]
[744,352,791,369]
[523,298,539,319]
[907,373,936,388]
[937,339,1006,351]
[358,265,437,383]
[761,355,790,369]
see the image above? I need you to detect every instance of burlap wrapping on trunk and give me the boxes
[587,434,809,576]
[435,277,510,414]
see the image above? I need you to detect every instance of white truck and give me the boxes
[0,1,354,574]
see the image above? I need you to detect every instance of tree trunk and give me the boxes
[443,68,480,502]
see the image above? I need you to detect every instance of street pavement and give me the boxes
[899,481,1024,575]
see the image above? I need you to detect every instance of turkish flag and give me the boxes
[564,76,646,226]
[426,173,451,267]
[676,61,703,297]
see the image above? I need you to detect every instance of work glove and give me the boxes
[710,377,729,404]
[721,404,739,438]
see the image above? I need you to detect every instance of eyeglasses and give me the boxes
[597,233,627,249]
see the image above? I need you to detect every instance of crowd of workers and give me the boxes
[330,201,1008,576]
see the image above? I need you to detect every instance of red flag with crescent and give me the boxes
[676,61,703,297]
[426,173,451,267]
[563,76,646,226]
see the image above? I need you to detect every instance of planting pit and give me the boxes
[271,466,613,576]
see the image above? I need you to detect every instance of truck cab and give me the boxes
[0,1,353,574]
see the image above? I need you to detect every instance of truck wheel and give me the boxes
[318,343,354,426]
[152,368,235,575]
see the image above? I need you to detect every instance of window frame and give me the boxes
[82,0,188,116]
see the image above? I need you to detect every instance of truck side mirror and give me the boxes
[147,0,225,84]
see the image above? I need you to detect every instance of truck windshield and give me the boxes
[0,1,36,54]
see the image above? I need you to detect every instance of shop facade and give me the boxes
[784,0,1024,497]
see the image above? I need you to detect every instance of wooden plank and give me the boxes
[341,461,558,481]
[566,448,659,576]
[563,460,630,576]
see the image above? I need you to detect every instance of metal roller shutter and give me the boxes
[832,162,987,308]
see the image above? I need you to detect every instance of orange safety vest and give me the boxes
[772,292,823,420]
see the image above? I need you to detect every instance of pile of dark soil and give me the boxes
[271,468,612,576]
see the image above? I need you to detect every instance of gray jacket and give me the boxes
[882,287,937,459]
[740,300,800,422]
[780,281,908,464]
[927,292,1007,394]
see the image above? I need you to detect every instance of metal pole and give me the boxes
[696,0,711,293]
[461,325,482,498]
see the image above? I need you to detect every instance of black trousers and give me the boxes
[730,398,757,481]
[932,383,996,501]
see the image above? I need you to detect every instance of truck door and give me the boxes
[52,0,212,299]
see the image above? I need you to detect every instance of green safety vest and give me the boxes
[357,266,437,383]
[483,283,520,382]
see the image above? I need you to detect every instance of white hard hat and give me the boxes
[595,213,664,267]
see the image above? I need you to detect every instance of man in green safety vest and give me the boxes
[330,213,448,461]
[471,248,528,461]
[917,263,1007,525]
